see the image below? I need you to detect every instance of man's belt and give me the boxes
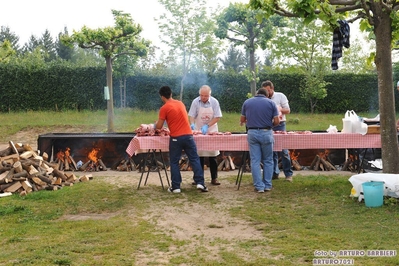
[247,127,272,130]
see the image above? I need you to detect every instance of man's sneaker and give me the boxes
[196,184,209,192]
[254,188,265,193]
[167,187,181,193]
[285,176,293,182]
[272,174,279,180]
[264,188,272,192]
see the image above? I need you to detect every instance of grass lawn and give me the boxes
[0,109,397,265]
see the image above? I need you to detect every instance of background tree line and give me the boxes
[0,62,387,114]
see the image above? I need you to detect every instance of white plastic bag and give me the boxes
[348,173,399,201]
[342,110,357,133]
[326,125,338,134]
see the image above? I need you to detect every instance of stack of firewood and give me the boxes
[0,141,93,197]
[310,153,337,171]
[52,148,108,172]
[178,155,237,171]
[341,154,359,172]
[217,156,236,171]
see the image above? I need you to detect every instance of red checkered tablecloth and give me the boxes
[125,133,382,157]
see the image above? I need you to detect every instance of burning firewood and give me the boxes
[310,150,337,171]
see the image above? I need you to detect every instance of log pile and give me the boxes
[289,150,302,171]
[342,154,360,172]
[178,155,237,172]
[0,141,93,197]
[53,147,108,172]
[217,156,236,171]
[310,151,337,171]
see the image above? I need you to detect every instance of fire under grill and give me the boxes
[36,132,381,173]
[37,133,135,169]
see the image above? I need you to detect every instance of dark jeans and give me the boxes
[169,135,204,189]
[199,157,218,180]
[273,122,293,177]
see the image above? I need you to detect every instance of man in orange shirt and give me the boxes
[154,86,208,193]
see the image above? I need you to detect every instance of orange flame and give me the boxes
[64,147,72,163]
[318,149,330,160]
[289,150,300,161]
[56,150,65,162]
[88,148,100,163]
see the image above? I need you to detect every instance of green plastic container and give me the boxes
[362,181,384,207]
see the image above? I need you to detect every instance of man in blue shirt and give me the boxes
[240,88,280,192]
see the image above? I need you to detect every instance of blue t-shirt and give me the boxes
[241,95,278,128]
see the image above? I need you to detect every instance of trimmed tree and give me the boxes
[61,10,150,132]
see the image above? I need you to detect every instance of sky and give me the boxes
[1,0,246,49]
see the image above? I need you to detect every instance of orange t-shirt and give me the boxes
[159,99,192,137]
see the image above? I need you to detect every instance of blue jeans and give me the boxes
[169,135,204,189]
[273,122,293,177]
[247,129,274,190]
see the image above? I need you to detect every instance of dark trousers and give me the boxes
[200,156,218,180]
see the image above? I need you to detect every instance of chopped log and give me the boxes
[12,170,28,179]
[79,175,90,182]
[0,170,9,181]
[0,147,13,157]
[324,159,336,170]
[0,182,15,192]
[52,168,67,181]
[0,177,10,185]
[217,159,225,171]
[21,143,32,151]
[79,160,91,171]
[28,165,39,175]
[5,168,15,181]
[228,156,236,170]
[65,173,78,183]
[63,181,73,186]
[0,166,12,174]
[42,152,49,161]
[0,154,20,164]
[36,174,52,185]
[313,155,321,171]
[319,158,331,171]
[19,150,35,160]
[292,159,302,171]
[11,177,27,182]
[98,159,107,170]
[21,180,33,193]
[53,177,63,185]
[9,141,19,157]
[224,158,231,171]
[342,159,350,171]
[68,155,77,170]
[310,155,319,170]
[64,158,70,171]
[13,161,24,173]
[129,158,136,170]
[45,185,58,191]
[31,177,47,186]
[4,181,22,193]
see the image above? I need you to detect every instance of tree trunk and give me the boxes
[249,48,256,96]
[106,56,114,133]
[373,5,399,173]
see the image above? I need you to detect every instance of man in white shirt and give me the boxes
[262,80,293,182]
[188,85,223,185]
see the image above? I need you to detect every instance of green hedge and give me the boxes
[0,63,390,114]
